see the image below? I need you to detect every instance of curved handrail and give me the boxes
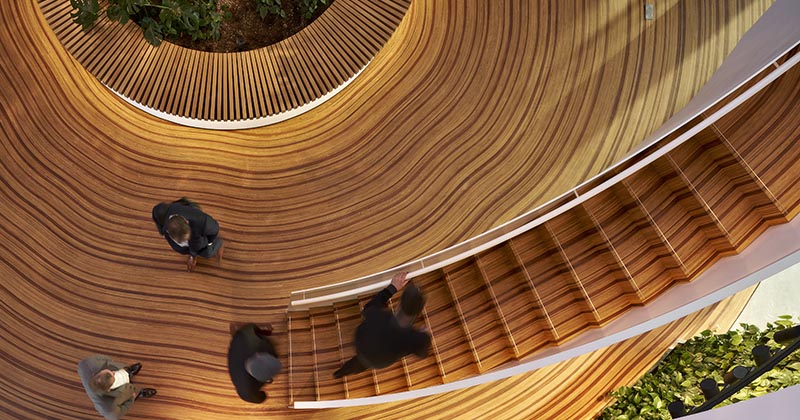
[293,218,800,407]
[289,41,800,310]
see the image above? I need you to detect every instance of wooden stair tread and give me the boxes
[584,184,688,302]
[477,244,556,356]
[443,260,516,371]
[547,209,641,323]
[512,227,597,342]
[624,158,738,278]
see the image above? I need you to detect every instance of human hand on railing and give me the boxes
[390,272,409,290]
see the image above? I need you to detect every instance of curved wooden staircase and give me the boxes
[1,0,791,418]
[286,48,800,405]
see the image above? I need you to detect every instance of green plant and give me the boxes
[256,0,286,19]
[69,0,228,46]
[298,0,327,19]
[597,316,800,420]
[70,0,100,30]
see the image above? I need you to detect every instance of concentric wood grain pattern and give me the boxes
[0,0,775,418]
[289,81,800,401]
[37,0,411,121]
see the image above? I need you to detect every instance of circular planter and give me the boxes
[38,0,411,128]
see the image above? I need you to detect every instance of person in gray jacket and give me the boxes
[77,355,157,420]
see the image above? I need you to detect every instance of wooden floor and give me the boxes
[0,0,774,418]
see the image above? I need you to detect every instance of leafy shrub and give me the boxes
[597,316,800,420]
[257,0,286,18]
[70,0,229,46]
[298,0,328,19]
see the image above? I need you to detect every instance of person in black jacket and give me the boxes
[334,272,431,378]
[227,323,281,404]
[152,198,223,272]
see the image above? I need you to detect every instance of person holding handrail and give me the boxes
[334,272,431,378]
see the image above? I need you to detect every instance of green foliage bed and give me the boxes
[596,316,800,420]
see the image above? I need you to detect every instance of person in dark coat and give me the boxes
[227,323,281,404]
[334,272,431,378]
[152,197,223,272]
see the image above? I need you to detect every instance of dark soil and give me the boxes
[171,0,331,53]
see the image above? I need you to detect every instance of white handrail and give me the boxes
[293,216,800,408]
[290,49,800,309]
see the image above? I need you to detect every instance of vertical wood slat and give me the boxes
[200,53,212,120]
[302,23,351,83]
[252,50,276,116]
[285,36,323,100]
[292,30,338,93]
[240,51,255,119]
[99,30,144,87]
[231,53,242,121]
[264,48,288,114]
[159,47,182,114]
[174,52,199,119]
[39,0,411,121]
[145,44,171,109]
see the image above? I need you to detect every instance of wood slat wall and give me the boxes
[37,0,411,121]
[0,0,778,418]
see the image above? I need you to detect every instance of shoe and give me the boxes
[137,388,157,399]
[125,363,142,376]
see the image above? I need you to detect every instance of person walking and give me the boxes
[334,272,431,378]
[152,197,224,272]
[77,355,157,420]
[227,323,281,403]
